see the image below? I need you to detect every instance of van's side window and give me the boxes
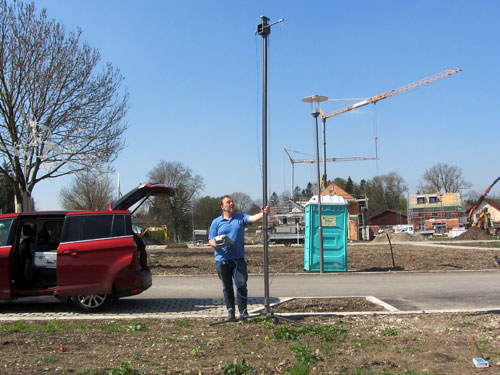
[112,215,125,237]
[62,214,133,242]
[125,215,133,236]
[0,218,14,246]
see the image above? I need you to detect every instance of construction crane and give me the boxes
[320,69,462,120]
[284,148,376,196]
[317,69,462,184]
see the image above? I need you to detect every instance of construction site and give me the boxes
[274,70,500,242]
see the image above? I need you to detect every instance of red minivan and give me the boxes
[0,183,175,311]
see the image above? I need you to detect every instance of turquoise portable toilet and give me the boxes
[304,195,348,272]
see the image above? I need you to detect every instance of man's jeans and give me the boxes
[216,258,248,313]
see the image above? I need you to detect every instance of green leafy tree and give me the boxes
[333,177,347,190]
[0,1,128,211]
[301,182,314,200]
[344,176,354,194]
[357,179,367,196]
[194,196,220,232]
[247,202,261,215]
[363,172,408,217]
[269,192,280,207]
[292,186,302,202]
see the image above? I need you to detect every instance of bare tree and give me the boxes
[0,1,128,211]
[59,173,114,210]
[279,190,292,206]
[147,161,204,242]
[231,192,254,213]
[418,163,471,193]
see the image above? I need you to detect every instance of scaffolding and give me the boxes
[407,192,466,234]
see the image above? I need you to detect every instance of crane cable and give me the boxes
[373,104,379,174]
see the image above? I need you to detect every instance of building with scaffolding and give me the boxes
[408,192,466,234]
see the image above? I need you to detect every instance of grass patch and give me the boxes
[353,337,381,349]
[0,320,133,334]
[174,318,191,327]
[127,320,147,332]
[249,315,277,328]
[108,361,145,375]
[382,328,399,336]
[190,347,204,355]
[394,344,425,354]
[274,323,348,342]
[289,343,318,364]
[38,353,59,364]
[221,358,253,375]
[287,362,309,375]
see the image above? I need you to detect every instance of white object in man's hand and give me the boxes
[214,234,233,247]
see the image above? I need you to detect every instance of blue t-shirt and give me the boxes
[209,213,250,261]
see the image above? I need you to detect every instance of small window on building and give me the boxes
[429,196,439,204]
[417,197,426,204]
[445,212,451,219]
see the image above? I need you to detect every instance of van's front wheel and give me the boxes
[71,294,112,312]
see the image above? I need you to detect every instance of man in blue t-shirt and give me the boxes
[209,195,269,321]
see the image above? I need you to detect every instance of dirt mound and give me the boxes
[372,232,427,242]
[246,231,264,244]
[456,227,492,240]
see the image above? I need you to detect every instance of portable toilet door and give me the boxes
[304,195,348,272]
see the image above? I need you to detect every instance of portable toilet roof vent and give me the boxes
[306,195,347,205]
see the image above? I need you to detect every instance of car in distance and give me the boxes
[0,182,175,311]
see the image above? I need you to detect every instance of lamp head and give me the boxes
[302,95,328,116]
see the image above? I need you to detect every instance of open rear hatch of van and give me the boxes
[110,183,176,212]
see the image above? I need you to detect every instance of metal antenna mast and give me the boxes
[256,15,286,318]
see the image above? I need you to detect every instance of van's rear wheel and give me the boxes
[71,294,112,312]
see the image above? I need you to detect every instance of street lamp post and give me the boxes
[302,95,328,273]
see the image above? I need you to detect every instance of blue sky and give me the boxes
[31,0,499,210]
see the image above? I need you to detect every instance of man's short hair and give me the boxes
[220,195,232,206]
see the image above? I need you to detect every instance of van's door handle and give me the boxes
[61,249,79,256]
